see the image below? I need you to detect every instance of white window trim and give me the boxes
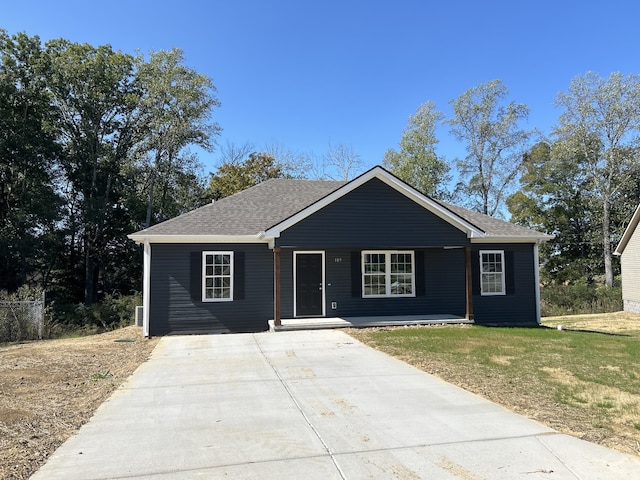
[361,250,416,298]
[202,251,234,302]
[479,250,506,296]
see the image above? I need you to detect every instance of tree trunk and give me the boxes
[145,177,154,229]
[602,197,614,288]
[84,239,96,305]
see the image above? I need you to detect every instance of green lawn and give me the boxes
[347,313,640,455]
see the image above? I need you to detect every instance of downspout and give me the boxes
[533,242,542,325]
[143,240,151,337]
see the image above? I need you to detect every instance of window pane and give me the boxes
[203,252,233,301]
[480,252,504,294]
[363,251,413,296]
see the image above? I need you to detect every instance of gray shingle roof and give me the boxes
[132,178,347,236]
[434,200,551,239]
[130,172,550,241]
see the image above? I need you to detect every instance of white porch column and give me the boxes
[143,240,151,337]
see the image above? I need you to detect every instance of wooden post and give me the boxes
[274,246,281,326]
[465,246,474,321]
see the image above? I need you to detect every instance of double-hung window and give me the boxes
[202,251,233,301]
[479,250,505,295]
[362,251,415,298]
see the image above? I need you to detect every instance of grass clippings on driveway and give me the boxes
[346,311,640,457]
[0,326,159,480]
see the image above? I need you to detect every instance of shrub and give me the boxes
[0,286,48,343]
[51,293,141,335]
[540,282,622,317]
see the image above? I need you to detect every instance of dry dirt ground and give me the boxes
[0,327,159,480]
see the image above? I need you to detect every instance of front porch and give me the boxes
[268,314,472,332]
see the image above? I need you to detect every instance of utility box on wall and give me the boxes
[135,306,144,327]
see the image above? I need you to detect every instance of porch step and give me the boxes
[269,314,472,332]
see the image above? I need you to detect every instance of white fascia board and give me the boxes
[471,235,554,244]
[615,203,640,255]
[264,166,485,239]
[127,234,271,245]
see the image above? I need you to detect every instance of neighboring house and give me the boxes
[614,204,640,313]
[128,166,552,336]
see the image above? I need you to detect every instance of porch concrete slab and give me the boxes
[32,330,640,479]
[269,314,471,331]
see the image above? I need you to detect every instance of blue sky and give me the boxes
[3,1,640,177]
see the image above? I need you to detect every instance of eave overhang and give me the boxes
[127,233,272,245]
[615,203,640,255]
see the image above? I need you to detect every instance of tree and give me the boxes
[553,71,640,287]
[383,101,450,197]
[0,31,62,292]
[448,80,531,216]
[207,152,292,200]
[45,39,140,304]
[317,142,364,181]
[507,142,602,283]
[133,48,221,228]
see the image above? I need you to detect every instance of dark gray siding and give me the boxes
[276,178,469,248]
[280,244,539,326]
[471,243,538,326]
[280,247,467,318]
[149,243,273,335]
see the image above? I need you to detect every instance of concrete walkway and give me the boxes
[32,330,640,479]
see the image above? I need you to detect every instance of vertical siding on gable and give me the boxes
[621,221,640,312]
[149,243,273,335]
[276,178,469,248]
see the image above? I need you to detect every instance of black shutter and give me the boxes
[234,251,245,300]
[415,250,425,296]
[505,251,515,295]
[471,250,480,295]
[190,251,202,303]
[351,251,361,297]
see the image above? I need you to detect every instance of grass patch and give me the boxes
[347,312,640,455]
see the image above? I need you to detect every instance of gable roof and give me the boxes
[615,203,640,255]
[128,166,552,244]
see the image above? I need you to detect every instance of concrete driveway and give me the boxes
[32,330,640,479]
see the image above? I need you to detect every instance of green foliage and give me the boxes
[552,72,640,287]
[133,48,220,227]
[448,79,531,216]
[52,293,141,334]
[507,141,608,283]
[540,282,622,317]
[0,30,220,315]
[0,286,47,343]
[0,30,63,291]
[207,152,293,200]
[382,101,451,198]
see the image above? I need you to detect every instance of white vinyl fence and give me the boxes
[0,292,45,342]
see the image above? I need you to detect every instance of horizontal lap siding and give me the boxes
[276,178,468,248]
[472,244,538,326]
[621,222,640,312]
[280,248,466,318]
[149,243,273,335]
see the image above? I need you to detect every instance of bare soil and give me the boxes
[0,327,159,480]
